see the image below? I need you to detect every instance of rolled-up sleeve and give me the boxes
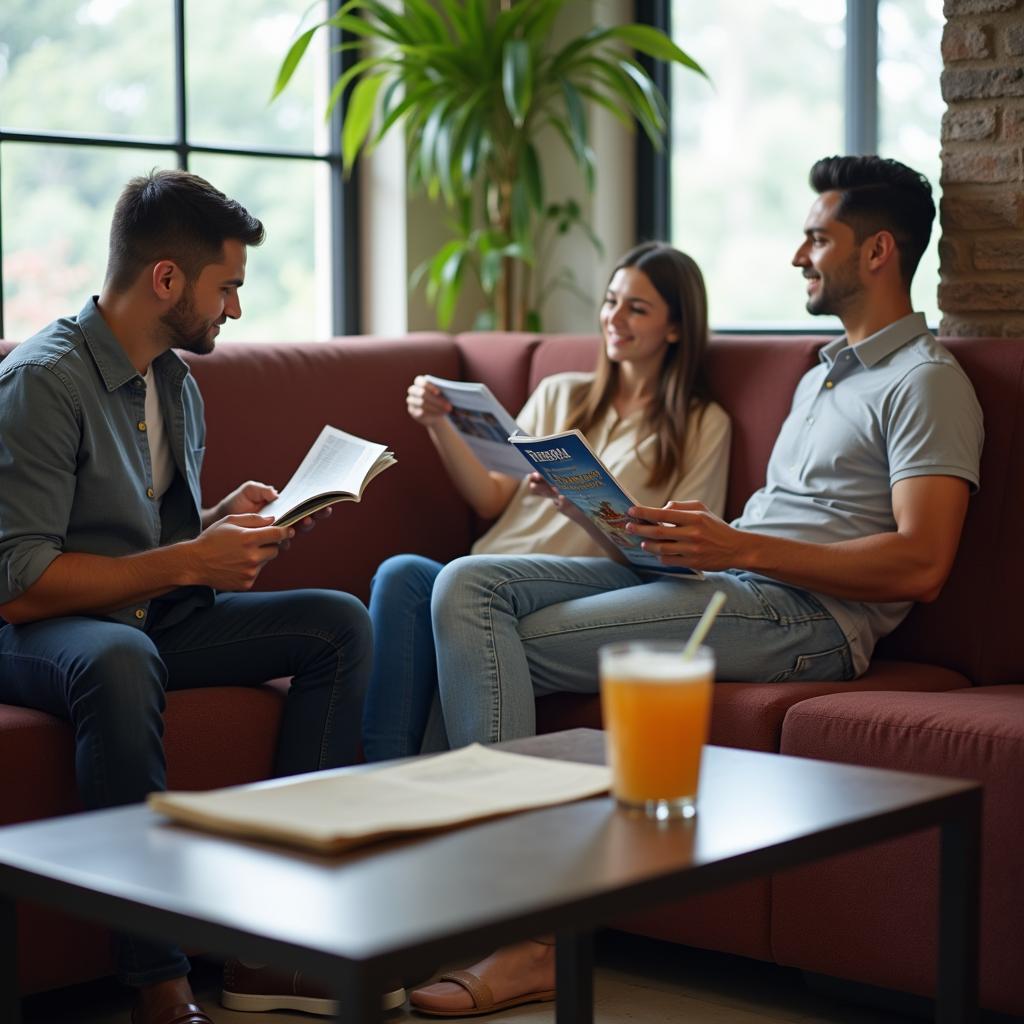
[0,364,80,603]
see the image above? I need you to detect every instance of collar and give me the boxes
[818,312,929,370]
[77,296,189,392]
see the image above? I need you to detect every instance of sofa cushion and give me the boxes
[537,659,968,753]
[773,685,1024,1014]
[0,686,284,828]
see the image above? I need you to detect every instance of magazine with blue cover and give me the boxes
[509,429,702,578]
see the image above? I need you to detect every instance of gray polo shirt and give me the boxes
[732,312,983,675]
[0,297,211,628]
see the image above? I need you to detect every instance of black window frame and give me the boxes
[0,0,359,341]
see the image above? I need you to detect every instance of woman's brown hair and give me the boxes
[564,242,712,488]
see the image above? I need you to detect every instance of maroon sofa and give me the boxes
[0,331,1020,1014]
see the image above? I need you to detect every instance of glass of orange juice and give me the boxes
[599,641,714,820]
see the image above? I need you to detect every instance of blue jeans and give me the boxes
[0,588,370,987]
[431,555,854,747]
[364,554,445,761]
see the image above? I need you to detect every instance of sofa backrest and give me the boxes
[3,331,1023,685]
[183,334,477,600]
[874,338,1024,685]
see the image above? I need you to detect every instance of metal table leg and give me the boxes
[555,929,593,1024]
[337,963,386,1024]
[936,791,981,1024]
[0,894,20,1024]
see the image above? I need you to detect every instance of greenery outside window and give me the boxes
[0,0,345,343]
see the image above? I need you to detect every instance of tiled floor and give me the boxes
[22,932,940,1024]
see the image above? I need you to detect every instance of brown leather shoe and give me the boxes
[222,958,406,1014]
[130,1003,213,1024]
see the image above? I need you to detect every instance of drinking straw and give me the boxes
[682,590,727,660]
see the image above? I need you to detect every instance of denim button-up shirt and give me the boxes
[0,297,211,627]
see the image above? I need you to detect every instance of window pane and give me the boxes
[0,0,175,138]
[185,0,329,153]
[1,143,175,341]
[187,154,331,341]
[670,0,846,327]
[879,0,944,327]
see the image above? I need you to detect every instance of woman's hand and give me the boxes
[406,376,452,427]
[527,473,588,525]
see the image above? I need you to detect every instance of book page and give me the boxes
[424,376,529,477]
[149,745,611,854]
[510,430,701,578]
[260,426,394,526]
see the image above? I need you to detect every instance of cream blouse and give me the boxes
[471,372,731,558]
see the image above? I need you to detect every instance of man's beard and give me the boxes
[161,288,217,354]
[805,254,861,318]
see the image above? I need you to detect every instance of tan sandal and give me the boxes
[409,968,556,1018]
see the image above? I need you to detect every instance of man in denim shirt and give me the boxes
[0,172,373,1024]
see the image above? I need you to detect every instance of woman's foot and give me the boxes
[409,938,555,1016]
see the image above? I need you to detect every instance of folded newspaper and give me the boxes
[149,744,610,854]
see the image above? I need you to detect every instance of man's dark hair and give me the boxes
[105,169,265,292]
[809,155,935,288]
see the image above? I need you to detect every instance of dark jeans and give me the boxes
[0,588,371,987]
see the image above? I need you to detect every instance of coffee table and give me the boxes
[0,729,980,1024]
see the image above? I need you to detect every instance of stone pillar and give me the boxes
[938,0,1024,337]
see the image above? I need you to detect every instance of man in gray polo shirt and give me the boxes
[408,154,984,1016]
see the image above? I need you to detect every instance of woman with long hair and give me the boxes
[362,242,731,762]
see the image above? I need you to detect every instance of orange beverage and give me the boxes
[599,642,714,819]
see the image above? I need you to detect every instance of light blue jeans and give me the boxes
[431,555,854,747]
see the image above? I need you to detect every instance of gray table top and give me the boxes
[0,730,978,975]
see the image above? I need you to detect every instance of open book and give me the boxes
[148,744,610,854]
[509,430,702,578]
[258,425,396,528]
[423,375,528,477]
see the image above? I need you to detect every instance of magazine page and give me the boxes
[260,425,396,527]
[509,430,702,578]
[423,375,528,477]
[149,744,610,854]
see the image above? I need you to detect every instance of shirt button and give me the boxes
[146,487,155,498]
[138,421,147,431]
[806,415,814,424]
[135,608,146,620]
[825,380,834,389]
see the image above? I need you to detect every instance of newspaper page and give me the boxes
[509,429,702,578]
[149,744,610,854]
[423,376,528,477]
[259,425,396,527]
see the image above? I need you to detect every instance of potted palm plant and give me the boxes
[275,0,704,329]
